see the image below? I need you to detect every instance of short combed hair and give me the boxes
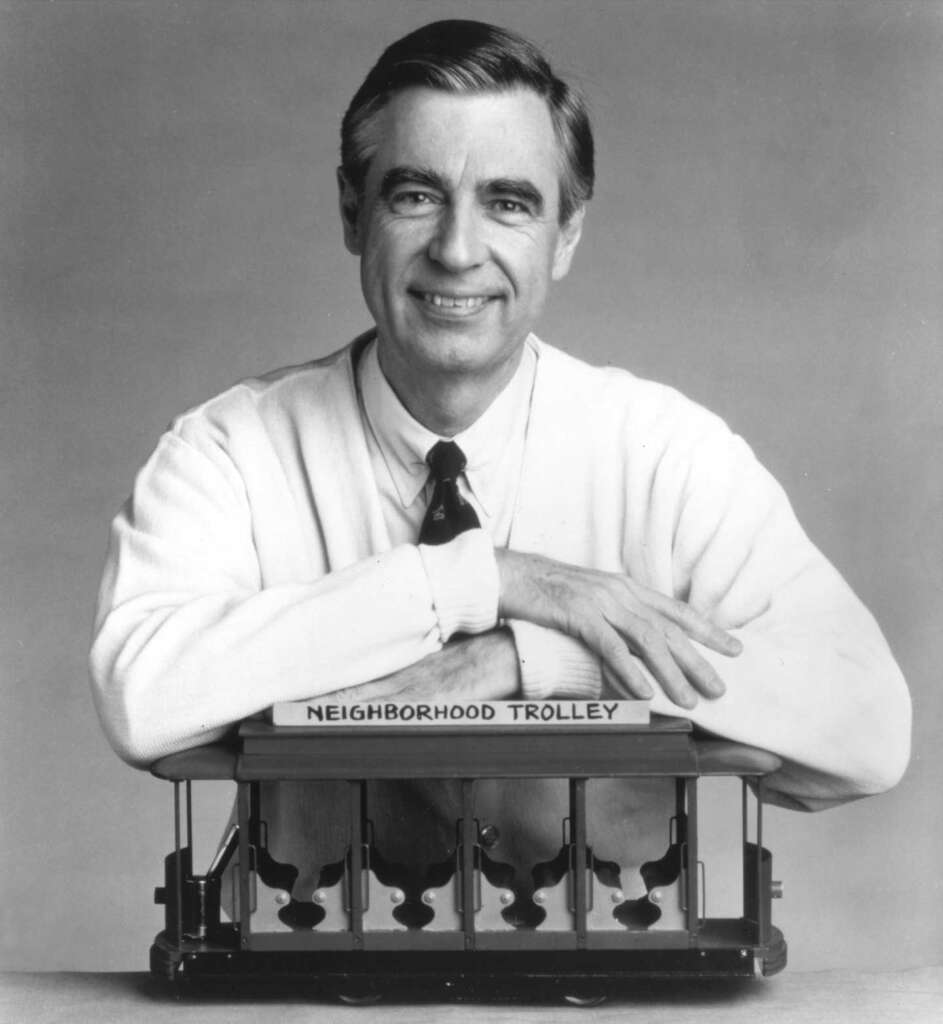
[340,20,594,224]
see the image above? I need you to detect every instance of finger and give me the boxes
[640,589,742,656]
[664,628,726,698]
[623,625,698,710]
[603,604,699,709]
[587,622,655,700]
[602,657,656,702]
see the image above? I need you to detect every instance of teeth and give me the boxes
[422,293,488,310]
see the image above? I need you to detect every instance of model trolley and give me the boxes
[148,704,786,1002]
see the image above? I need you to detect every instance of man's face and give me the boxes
[340,87,583,411]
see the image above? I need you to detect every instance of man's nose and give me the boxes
[427,204,487,272]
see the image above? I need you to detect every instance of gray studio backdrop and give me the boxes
[2,0,940,971]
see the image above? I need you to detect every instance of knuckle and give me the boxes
[635,626,663,650]
[664,624,687,648]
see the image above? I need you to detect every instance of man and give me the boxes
[90,21,910,911]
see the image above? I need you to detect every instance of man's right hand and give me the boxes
[495,549,741,709]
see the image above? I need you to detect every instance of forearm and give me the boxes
[326,628,521,705]
[91,527,500,767]
[498,406,910,807]
[91,546,437,765]
[493,541,909,807]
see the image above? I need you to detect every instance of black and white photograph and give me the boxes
[1,2,940,1021]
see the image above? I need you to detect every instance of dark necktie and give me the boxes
[418,440,480,545]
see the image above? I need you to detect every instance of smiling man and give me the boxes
[343,86,583,434]
[90,21,910,912]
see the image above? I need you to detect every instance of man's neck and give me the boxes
[376,344,526,437]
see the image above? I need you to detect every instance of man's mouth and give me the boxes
[412,291,494,314]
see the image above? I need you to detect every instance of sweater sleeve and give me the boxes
[638,416,911,810]
[505,620,602,701]
[89,424,497,768]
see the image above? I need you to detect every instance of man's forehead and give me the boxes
[367,87,560,193]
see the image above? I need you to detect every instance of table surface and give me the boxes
[1,967,941,1024]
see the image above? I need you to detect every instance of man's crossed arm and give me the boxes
[335,545,910,812]
[339,549,741,710]
[91,399,909,805]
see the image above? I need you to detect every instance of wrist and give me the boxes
[447,627,521,700]
[495,547,539,621]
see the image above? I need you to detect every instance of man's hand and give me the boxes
[495,549,741,709]
[326,628,520,704]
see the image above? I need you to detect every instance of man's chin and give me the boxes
[401,323,501,371]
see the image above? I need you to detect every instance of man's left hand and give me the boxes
[326,628,520,704]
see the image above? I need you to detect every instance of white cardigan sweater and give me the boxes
[90,336,910,812]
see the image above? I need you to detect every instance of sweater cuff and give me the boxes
[506,620,603,701]
[419,529,499,642]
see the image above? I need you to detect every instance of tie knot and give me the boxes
[425,440,467,481]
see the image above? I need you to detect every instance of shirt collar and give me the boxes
[358,337,538,515]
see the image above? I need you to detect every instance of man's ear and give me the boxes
[551,205,586,281]
[337,168,362,255]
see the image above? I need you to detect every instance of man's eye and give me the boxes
[491,199,531,217]
[390,190,437,213]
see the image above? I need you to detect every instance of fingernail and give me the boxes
[727,637,743,655]
[707,678,726,696]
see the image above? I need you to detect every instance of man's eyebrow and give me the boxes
[379,166,447,199]
[379,168,547,215]
[483,178,545,215]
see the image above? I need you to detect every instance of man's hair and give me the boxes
[340,20,594,224]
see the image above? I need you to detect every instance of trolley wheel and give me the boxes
[562,992,607,1007]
